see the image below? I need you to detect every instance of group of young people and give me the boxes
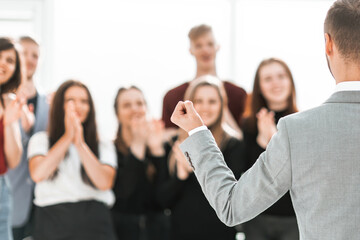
[0,24,300,240]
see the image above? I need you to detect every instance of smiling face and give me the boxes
[21,40,39,80]
[259,62,292,110]
[193,85,222,127]
[190,32,218,72]
[116,88,147,127]
[64,86,90,123]
[0,48,17,85]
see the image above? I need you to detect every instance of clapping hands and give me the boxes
[147,119,165,156]
[4,93,26,126]
[64,101,84,146]
[129,116,166,158]
[172,140,192,180]
[256,108,277,148]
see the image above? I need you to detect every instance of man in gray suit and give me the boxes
[8,36,49,240]
[170,0,360,239]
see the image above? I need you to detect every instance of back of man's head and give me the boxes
[188,24,213,42]
[324,0,360,63]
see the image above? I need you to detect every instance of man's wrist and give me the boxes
[188,125,208,136]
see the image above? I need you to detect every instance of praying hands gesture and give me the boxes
[29,100,87,182]
[63,101,86,147]
[64,101,76,141]
[64,100,114,190]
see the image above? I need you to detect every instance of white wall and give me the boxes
[50,0,235,140]
[1,0,335,140]
[234,0,335,111]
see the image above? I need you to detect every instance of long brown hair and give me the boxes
[0,37,22,95]
[247,58,298,132]
[113,86,157,181]
[48,80,99,187]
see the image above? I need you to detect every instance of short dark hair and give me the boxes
[188,24,213,41]
[19,36,39,46]
[324,0,360,62]
[0,37,22,93]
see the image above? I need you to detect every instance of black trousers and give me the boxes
[34,200,116,240]
[243,215,299,240]
[111,211,171,240]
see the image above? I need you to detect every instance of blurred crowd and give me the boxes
[0,24,300,240]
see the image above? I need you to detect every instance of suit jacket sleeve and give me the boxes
[179,119,292,226]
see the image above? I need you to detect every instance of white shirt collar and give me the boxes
[334,81,360,92]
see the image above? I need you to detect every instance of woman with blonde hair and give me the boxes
[157,75,245,240]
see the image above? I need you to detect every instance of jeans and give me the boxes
[12,204,35,240]
[0,175,13,240]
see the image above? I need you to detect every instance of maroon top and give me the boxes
[0,118,7,175]
[162,81,247,129]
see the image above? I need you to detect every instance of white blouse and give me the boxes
[28,131,117,207]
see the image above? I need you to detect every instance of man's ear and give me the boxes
[325,33,333,57]
[189,47,194,56]
[215,44,220,52]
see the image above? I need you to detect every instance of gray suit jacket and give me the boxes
[180,91,360,240]
[8,94,49,227]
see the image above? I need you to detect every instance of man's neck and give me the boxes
[334,61,360,84]
[21,78,37,99]
[195,66,217,79]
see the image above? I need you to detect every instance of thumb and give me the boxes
[183,100,197,115]
[184,101,203,125]
[171,101,186,123]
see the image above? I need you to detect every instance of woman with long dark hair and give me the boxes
[0,37,24,240]
[242,58,299,239]
[28,80,117,240]
[157,75,246,240]
[111,86,169,240]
